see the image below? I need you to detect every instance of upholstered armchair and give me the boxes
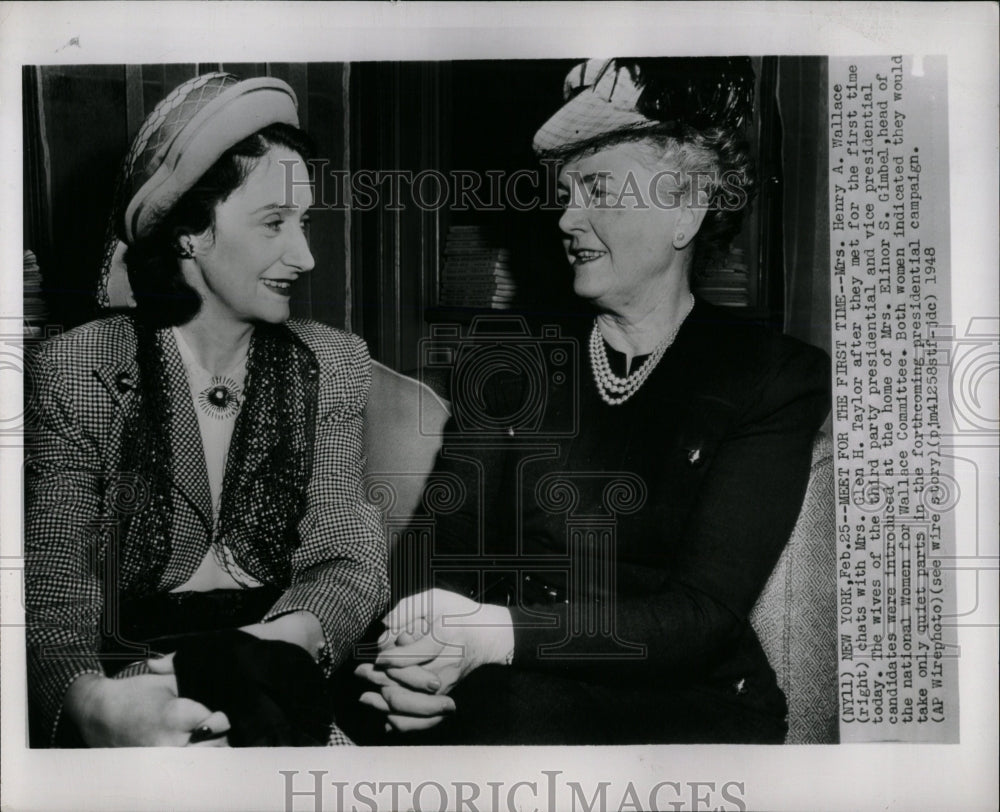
[363,361,838,744]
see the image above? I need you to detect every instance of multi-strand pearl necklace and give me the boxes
[589,294,695,406]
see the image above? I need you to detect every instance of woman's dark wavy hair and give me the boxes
[557,57,757,277]
[125,122,315,328]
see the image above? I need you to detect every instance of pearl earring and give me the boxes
[673,232,686,248]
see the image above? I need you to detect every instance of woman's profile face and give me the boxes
[556,141,690,312]
[186,145,314,326]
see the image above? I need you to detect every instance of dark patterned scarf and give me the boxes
[117,318,318,595]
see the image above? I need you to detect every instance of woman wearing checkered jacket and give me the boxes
[25,74,387,747]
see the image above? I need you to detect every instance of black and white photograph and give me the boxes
[1,3,997,811]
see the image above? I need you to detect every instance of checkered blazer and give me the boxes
[25,315,388,744]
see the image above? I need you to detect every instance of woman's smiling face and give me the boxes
[556,141,692,313]
[186,145,314,326]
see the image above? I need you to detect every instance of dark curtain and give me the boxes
[778,57,830,355]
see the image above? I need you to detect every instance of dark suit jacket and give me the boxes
[25,315,388,744]
[416,301,831,736]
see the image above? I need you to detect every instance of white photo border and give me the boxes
[1,3,997,811]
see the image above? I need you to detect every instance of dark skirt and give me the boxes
[103,586,282,674]
[335,658,788,746]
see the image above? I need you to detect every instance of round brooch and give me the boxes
[196,375,243,419]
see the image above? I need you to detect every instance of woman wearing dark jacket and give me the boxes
[352,57,830,744]
[26,73,386,747]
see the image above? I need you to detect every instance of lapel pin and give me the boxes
[114,371,135,393]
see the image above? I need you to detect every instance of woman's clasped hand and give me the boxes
[64,671,231,748]
[357,589,514,732]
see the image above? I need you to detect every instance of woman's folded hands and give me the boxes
[355,588,514,732]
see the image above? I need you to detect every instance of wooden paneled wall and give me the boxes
[349,62,443,374]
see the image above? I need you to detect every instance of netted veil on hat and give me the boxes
[97,72,299,308]
[532,57,754,157]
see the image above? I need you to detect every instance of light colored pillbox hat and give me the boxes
[122,72,299,243]
[98,72,299,308]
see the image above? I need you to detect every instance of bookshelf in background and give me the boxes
[695,250,751,307]
[691,56,782,322]
[438,226,517,310]
[23,250,47,339]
